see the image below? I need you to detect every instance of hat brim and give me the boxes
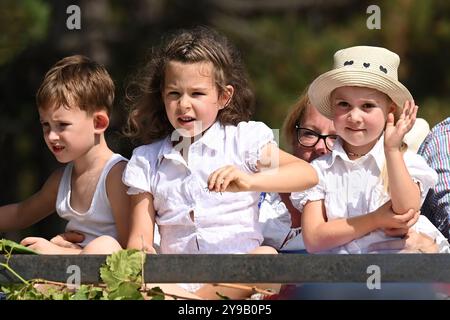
[308,68,413,119]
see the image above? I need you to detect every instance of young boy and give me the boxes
[0,55,128,254]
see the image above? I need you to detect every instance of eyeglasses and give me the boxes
[295,125,338,151]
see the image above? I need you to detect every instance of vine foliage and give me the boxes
[0,239,165,300]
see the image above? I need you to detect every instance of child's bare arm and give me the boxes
[127,193,156,253]
[385,100,421,213]
[106,161,130,248]
[208,144,318,193]
[255,143,318,192]
[301,200,419,253]
[0,168,62,231]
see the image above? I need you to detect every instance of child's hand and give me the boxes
[384,99,418,152]
[50,231,84,249]
[372,201,419,231]
[208,165,253,192]
[368,229,438,253]
[20,237,71,254]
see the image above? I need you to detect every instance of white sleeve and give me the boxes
[290,164,325,212]
[404,151,438,204]
[259,193,292,250]
[236,121,277,172]
[122,146,154,195]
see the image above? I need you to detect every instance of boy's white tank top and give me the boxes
[56,153,127,247]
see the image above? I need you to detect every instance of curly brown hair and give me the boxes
[36,55,115,116]
[124,26,255,144]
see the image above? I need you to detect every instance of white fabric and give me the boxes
[259,192,305,251]
[56,153,127,247]
[290,136,446,254]
[122,121,276,254]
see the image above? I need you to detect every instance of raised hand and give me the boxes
[384,99,418,152]
[207,165,253,193]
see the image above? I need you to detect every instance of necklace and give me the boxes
[347,151,367,157]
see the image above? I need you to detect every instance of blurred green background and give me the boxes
[1,0,449,240]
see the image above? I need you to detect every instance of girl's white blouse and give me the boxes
[290,136,443,253]
[123,121,276,254]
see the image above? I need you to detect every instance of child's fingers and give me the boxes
[208,165,234,191]
[406,210,420,228]
[383,227,408,237]
[394,208,415,225]
[215,166,235,192]
[399,101,409,120]
[221,171,238,192]
[50,234,83,248]
[20,237,39,246]
[367,238,405,252]
[404,104,418,131]
[386,112,395,126]
[208,167,228,189]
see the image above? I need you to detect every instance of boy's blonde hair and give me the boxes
[36,55,115,116]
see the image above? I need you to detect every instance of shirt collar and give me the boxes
[157,121,224,164]
[199,121,224,151]
[326,134,385,171]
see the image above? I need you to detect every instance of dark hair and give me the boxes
[36,55,115,116]
[124,26,255,144]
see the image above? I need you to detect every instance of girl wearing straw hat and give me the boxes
[291,46,449,253]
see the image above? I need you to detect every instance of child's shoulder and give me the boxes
[230,120,273,139]
[128,138,168,169]
[131,139,167,157]
[311,152,334,170]
[234,120,271,131]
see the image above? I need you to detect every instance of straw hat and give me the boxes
[308,46,413,119]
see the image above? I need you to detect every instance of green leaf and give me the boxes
[103,249,145,277]
[70,285,104,300]
[108,282,143,300]
[147,286,165,300]
[0,239,38,254]
[2,248,152,300]
[100,249,145,291]
[1,283,44,300]
[99,249,146,300]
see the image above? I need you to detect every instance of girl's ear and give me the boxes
[93,111,110,133]
[219,85,234,110]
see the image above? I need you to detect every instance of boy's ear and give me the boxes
[93,111,109,133]
[219,85,234,110]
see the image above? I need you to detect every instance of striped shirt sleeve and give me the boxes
[418,117,450,239]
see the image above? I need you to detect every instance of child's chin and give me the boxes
[53,155,71,164]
